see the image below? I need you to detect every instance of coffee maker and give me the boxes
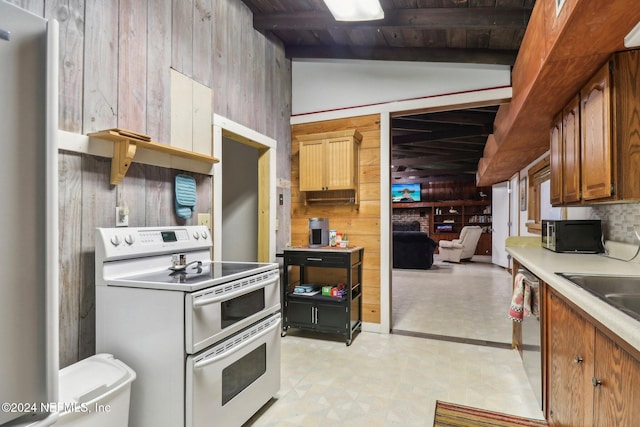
[308,217,329,248]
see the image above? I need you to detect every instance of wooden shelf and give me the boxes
[88,128,219,185]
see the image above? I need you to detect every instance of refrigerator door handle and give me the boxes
[0,29,10,41]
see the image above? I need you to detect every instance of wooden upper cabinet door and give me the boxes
[612,51,640,201]
[563,95,581,203]
[593,330,640,427]
[550,112,563,205]
[299,139,326,191]
[325,137,356,190]
[580,64,613,201]
[547,293,595,427]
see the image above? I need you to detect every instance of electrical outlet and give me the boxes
[198,213,211,230]
[115,207,129,227]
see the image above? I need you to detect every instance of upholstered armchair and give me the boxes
[438,226,483,263]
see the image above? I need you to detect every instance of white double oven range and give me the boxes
[95,226,281,427]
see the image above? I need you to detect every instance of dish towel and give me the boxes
[509,273,528,322]
[509,273,540,322]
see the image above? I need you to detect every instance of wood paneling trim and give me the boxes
[45,0,84,133]
[58,153,82,368]
[118,0,147,131]
[147,0,172,144]
[83,0,118,133]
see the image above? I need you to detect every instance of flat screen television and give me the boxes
[392,183,421,202]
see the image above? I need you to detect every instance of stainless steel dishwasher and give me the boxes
[519,268,542,410]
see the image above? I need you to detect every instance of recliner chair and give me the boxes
[438,226,483,263]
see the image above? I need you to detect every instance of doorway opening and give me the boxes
[389,102,513,346]
[221,138,259,261]
[212,115,277,263]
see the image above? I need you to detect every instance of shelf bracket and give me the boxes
[111,138,137,185]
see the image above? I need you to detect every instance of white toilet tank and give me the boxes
[55,354,136,427]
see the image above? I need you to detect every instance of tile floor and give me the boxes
[246,255,544,426]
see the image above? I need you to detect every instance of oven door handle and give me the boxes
[192,275,279,308]
[192,319,280,369]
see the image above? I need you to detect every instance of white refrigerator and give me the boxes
[0,2,58,426]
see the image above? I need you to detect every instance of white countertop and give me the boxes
[506,244,640,351]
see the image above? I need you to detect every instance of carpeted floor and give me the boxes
[434,400,548,427]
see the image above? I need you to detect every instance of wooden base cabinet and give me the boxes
[282,247,363,346]
[547,292,595,426]
[547,291,640,426]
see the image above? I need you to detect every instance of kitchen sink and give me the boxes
[605,294,640,315]
[556,273,640,321]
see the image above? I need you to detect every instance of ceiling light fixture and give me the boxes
[323,0,384,22]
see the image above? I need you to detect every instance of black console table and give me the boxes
[281,246,363,346]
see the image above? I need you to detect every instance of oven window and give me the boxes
[222,344,266,405]
[221,288,265,329]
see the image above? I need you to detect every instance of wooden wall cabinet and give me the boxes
[580,63,613,201]
[546,291,640,426]
[550,50,640,205]
[297,129,362,206]
[549,113,563,206]
[550,95,581,206]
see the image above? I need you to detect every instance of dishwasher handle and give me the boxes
[517,268,540,287]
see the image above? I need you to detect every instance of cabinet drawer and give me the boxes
[285,251,350,268]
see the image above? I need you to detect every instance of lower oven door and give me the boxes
[185,269,280,353]
[185,312,281,427]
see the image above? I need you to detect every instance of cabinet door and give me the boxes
[287,299,315,327]
[580,64,613,201]
[563,96,581,203]
[299,139,326,191]
[315,302,346,331]
[550,112,563,205]
[547,293,595,426]
[593,330,640,427]
[325,137,356,190]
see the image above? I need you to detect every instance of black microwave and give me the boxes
[541,220,604,253]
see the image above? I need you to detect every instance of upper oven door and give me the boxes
[185,268,280,353]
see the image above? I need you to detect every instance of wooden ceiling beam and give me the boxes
[254,8,531,31]
[286,45,517,65]
[393,110,497,126]
[394,127,490,144]
[393,166,477,177]
[392,175,477,184]
[391,119,493,134]
[392,155,482,168]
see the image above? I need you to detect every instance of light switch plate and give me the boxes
[198,213,211,230]
[115,207,129,227]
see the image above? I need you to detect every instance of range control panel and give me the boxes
[96,226,212,261]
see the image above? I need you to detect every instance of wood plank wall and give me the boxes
[9,0,291,368]
[291,115,382,324]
